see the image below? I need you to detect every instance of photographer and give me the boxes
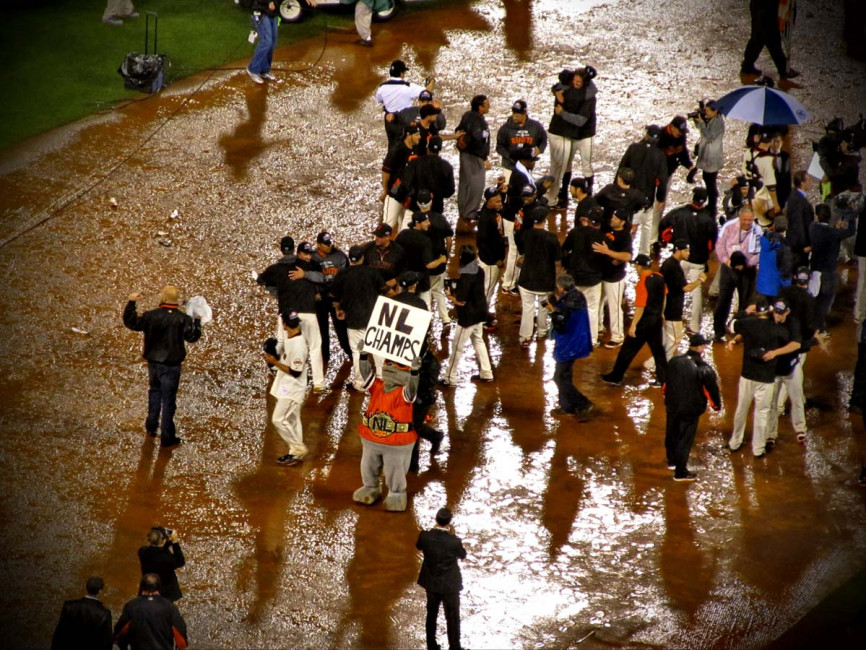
[138,527,186,602]
[692,100,725,218]
[545,274,594,419]
[441,246,494,387]
[817,118,861,198]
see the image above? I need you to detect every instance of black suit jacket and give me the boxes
[416,528,466,594]
[51,596,113,650]
[784,190,814,252]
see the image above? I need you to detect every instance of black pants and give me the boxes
[553,359,592,413]
[665,413,700,474]
[425,590,460,650]
[702,170,719,217]
[146,362,181,444]
[742,0,787,76]
[714,264,756,338]
[607,320,667,383]
[850,342,866,409]
[814,270,838,331]
[316,298,351,361]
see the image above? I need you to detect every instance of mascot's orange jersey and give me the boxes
[357,378,417,446]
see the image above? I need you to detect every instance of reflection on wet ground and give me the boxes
[1,0,866,648]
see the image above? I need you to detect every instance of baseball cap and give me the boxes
[753,296,770,313]
[511,99,527,114]
[588,211,603,226]
[772,298,790,313]
[692,187,708,204]
[570,176,588,191]
[316,231,333,245]
[645,124,662,140]
[794,266,810,284]
[611,207,629,222]
[281,310,301,328]
[428,135,443,154]
[280,235,295,253]
[730,251,747,267]
[389,59,408,76]
[411,211,429,224]
[632,253,652,267]
[373,223,393,238]
[689,333,709,347]
[416,189,433,209]
[530,205,550,224]
[483,186,500,201]
[672,115,689,132]
[297,241,314,254]
[397,271,420,288]
[419,103,441,119]
[520,184,536,197]
[419,89,433,101]
[673,239,690,251]
[348,245,366,263]
[403,123,420,136]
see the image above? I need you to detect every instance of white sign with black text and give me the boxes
[363,296,431,365]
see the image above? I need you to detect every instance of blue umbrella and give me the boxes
[713,85,811,125]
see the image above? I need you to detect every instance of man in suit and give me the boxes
[52,576,112,650]
[784,170,815,269]
[416,508,467,650]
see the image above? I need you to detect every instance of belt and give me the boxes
[361,415,413,434]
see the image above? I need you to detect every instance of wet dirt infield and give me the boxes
[1,0,866,648]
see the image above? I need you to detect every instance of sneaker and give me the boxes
[355,38,373,47]
[277,454,303,466]
[438,379,455,388]
[648,379,663,388]
[312,385,328,395]
[125,11,140,18]
[246,68,265,85]
[501,287,519,296]
[470,375,494,383]
[796,431,807,443]
[754,451,766,459]
[261,72,278,81]
[601,374,622,386]
[667,463,676,470]
[604,340,623,349]
[103,17,123,26]
[765,439,776,453]
[673,471,697,482]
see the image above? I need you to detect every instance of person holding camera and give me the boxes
[123,286,202,448]
[441,246,494,387]
[138,527,186,602]
[263,311,309,466]
[246,1,279,85]
[114,574,188,650]
[545,274,594,418]
[416,507,467,650]
[692,100,725,218]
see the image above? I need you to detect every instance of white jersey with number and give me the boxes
[270,333,308,401]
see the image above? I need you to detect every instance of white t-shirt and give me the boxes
[270,334,308,401]
[375,78,425,113]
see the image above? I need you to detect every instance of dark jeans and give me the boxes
[815,270,838,330]
[714,264,756,338]
[146,362,182,444]
[743,0,787,75]
[607,320,667,383]
[425,590,460,650]
[702,170,719,217]
[553,359,592,413]
[665,413,700,474]
[316,297,351,360]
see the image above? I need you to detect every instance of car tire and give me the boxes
[279,0,305,22]
[373,0,399,22]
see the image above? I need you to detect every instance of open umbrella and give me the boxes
[713,85,810,125]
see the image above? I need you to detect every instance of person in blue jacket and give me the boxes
[546,274,594,419]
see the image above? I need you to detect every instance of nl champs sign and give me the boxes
[363,296,432,365]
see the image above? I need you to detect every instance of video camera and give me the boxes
[687,99,707,122]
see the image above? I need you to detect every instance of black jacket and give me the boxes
[52,596,112,650]
[517,228,561,292]
[123,303,201,366]
[454,266,488,327]
[784,190,814,253]
[257,258,321,314]
[664,350,721,417]
[332,265,385,329]
[618,139,669,203]
[658,204,718,265]
[476,206,506,265]
[416,528,466,594]
[456,110,490,159]
[402,154,455,213]
[595,182,648,226]
[561,224,604,286]
[138,543,185,602]
[114,594,187,650]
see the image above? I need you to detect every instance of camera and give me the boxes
[160,527,174,538]
[687,99,707,122]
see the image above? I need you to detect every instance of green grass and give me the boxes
[0,0,352,151]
